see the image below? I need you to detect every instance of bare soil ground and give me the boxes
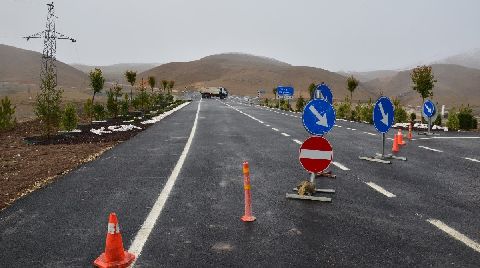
[0,116,151,210]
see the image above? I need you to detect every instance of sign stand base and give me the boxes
[316,170,336,179]
[359,133,407,164]
[286,173,334,202]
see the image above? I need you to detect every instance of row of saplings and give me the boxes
[82,69,178,124]
[259,79,477,131]
[0,68,182,136]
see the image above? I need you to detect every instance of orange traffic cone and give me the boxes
[392,133,399,153]
[408,124,413,140]
[94,213,135,268]
[398,129,406,145]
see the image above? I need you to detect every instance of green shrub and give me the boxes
[359,103,374,123]
[165,93,174,104]
[410,112,416,122]
[295,96,306,112]
[120,93,129,116]
[0,96,16,130]
[62,103,78,131]
[106,90,119,118]
[35,72,63,136]
[446,108,459,131]
[93,103,106,120]
[394,107,408,123]
[336,101,351,119]
[433,114,442,126]
[458,105,477,130]
[84,98,94,119]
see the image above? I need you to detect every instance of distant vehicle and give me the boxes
[200,87,229,99]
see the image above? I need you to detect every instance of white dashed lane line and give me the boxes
[427,219,480,253]
[265,124,271,127]
[418,146,443,152]
[293,139,302,145]
[281,133,290,137]
[363,131,377,136]
[365,182,396,198]
[331,162,350,171]
[464,157,480,163]
[272,128,279,132]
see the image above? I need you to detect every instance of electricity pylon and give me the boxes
[24,2,76,88]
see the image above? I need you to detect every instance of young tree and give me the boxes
[295,95,306,112]
[307,83,316,100]
[35,71,63,137]
[272,87,277,99]
[411,65,436,122]
[161,80,169,93]
[125,70,137,101]
[0,96,16,130]
[106,89,119,118]
[347,75,359,102]
[446,108,459,131]
[62,103,78,131]
[410,112,417,122]
[89,68,105,104]
[168,80,175,94]
[148,76,156,93]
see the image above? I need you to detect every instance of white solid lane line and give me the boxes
[281,132,290,137]
[332,161,350,171]
[418,145,443,152]
[464,157,480,163]
[365,182,396,198]
[129,100,201,264]
[272,128,279,131]
[427,219,480,253]
[293,139,302,145]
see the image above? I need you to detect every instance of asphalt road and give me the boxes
[1,96,479,267]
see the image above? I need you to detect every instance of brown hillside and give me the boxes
[364,64,480,111]
[140,53,376,101]
[0,44,88,88]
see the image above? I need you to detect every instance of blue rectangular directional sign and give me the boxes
[277,86,294,97]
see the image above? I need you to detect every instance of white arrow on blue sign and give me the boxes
[373,96,394,133]
[302,99,336,136]
[313,83,333,104]
[423,100,436,118]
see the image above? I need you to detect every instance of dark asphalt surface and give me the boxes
[1,96,479,267]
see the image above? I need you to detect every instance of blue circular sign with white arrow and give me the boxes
[373,96,394,133]
[423,100,436,118]
[313,83,333,104]
[302,99,336,136]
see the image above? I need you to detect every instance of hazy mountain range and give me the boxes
[1,43,479,120]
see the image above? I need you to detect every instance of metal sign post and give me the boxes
[359,96,406,164]
[287,98,337,202]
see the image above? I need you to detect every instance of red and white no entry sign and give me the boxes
[299,136,333,173]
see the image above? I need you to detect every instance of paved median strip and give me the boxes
[418,145,443,152]
[427,219,480,253]
[365,182,396,197]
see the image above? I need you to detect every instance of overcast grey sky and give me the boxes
[2,0,479,71]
